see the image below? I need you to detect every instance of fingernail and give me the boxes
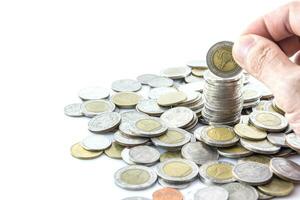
[233,35,255,63]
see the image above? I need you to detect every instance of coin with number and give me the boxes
[111,79,142,92]
[222,182,258,200]
[64,103,83,117]
[81,100,115,117]
[270,157,300,183]
[249,111,288,132]
[80,135,111,151]
[88,112,121,133]
[194,186,229,200]
[78,86,110,100]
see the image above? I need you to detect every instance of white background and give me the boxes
[0,0,299,199]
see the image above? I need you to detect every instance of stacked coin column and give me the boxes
[201,70,243,125]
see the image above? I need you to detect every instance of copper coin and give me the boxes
[152,187,183,200]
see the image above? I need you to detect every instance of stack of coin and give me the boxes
[242,86,261,109]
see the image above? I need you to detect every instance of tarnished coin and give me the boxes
[200,125,239,147]
[88,112,121,133]
[137,74,159,85]
[234,124,267,140]
[114,131,149,147]
[160,151,182,162]
[160,67,191,79]
[206,41,242,78]
[217,144,253,158]
[111,92,142,108]
[194,186,229,200]
[257,177,294,197]
[136,99,166,116]
[78,86,110,100]
[129,117,168,137]
[199,161,236,184]
[240,138,280,154]
[80,135,111,151]
[222,182,258,200]
[152,188,183,200]
[249,111,288,132]
[238,154,271,165]
[158,178,191,189]
[232,162,273,185]
[104,142,125,159]
[70,142,103,159]
[156,158,199,183]
[148,87,177,99]
[114,165,157,190]
[122,197,150,200]
[111,79,142,92]
[267,133,287,147]
[270,157,300,183]
[191,68,207,77]
[186,60,208,69]
[157,91,187,106]
[181,142,219,165]
[161,107,194,128]
[151,128,191,149]
[81,100,115,117]
[148,77,174,88]
[129,145,160,165]
[64,103,83,117]
[285,133,300,152]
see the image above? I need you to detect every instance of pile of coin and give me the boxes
[64,41,300,200]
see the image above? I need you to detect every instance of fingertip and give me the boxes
[232,35,256,67]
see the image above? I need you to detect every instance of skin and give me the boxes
[232,1,300,134]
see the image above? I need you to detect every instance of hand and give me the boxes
[232,1,300,134]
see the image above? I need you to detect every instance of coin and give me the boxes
[152,188,183,200]
[234,124,267,140]
[129,117,168,137]
[88,112,121,133]
[252,100,277,113]
[191,68,207,77]
[249,111,288,132]
[199,161,236,184]
[270,157,300,183]
[70,142,103,159]
[232,162,273,185]
[129,145,160,165]
[160,67,191,79]
[111,79,142,92]
[158,177,191,189]
[285,133,300,152]
[148,87,177,99]
[194,186,229,200]
[242,87,261,103]
[122,197,151,200]
[161,107,194,128]
[222,182,258,200]
[80,135,111,151]
[111,92,142,108]
[240,138,280,154]
[184,75,204,83]
[217,145,253,158]
[257,177,294,197]
[81,100,115,117]
[238,154,271,165]
[178,81,205,92]
[194,126,208,141]
[119,111,148,136]
[137,74,159,85]
[157,91,187,106]
[78,86,110,100]
[114,131,149,147]
[114,165,157,190]
[186,60,208,69]
[206,41,242,78]
[148,77,174,88]
[156,158,198,183]
[64,103,83,117]
[181,142,219,165]
[256,189,273,200]
[160,151,182,162]
[136,99,166,116]
[104,142,125,159]
[121,148,136,165]
[267,133,287,147]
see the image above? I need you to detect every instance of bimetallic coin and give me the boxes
[257,189,273,200]
[111,79,142,92]
[136,74,159,85]
[78,86,110,100]
[286,133,300,152]
[148,77,174,88]
[129,117,168,137]
[194,126,208,141]
[70,143,103,159]
[114,131,149,147]
[232,162,273,185]
[81,100,115,117]
[257,177,294,197]
[148,87,177,100]
[157,91,187,106]
[222,182,259,200]
[234,124,267,140]
[186,60,208,69]
[129,145,160,165]
[112,92,142,108]
[88,112,121,133]
[160,67,191,79]
[152,188,183,200]
[64,103,83,117]
[161,107,194,128]
[121,148,136,165]
[194,186,229,200]
[160,151,182,162]
[199,161,236,184]
[238,155,271,165]
[80,135,111,151]
[217,145,253,158]
[136,99,166,116]
[191,68,208,77]
[104,142,125,159]
[206,41,242,78]
[240,138,280,155]
[249,111,288,132]
[158,178,191,189]
[114,165,157,190]
[270,157,300,183]
[119,111,148,136]
[267,133,287,147]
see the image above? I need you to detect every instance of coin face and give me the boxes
[70,143,103,159]
[206,41,242,78]
[160,67,191,79]
[217,145,253,158]
[114,165,157,190]
[119,111,148,136]
[232,162,273,185]
[267,133,287,147]
[136,74,159,85]
[285,133,300,152]
[152,188,183,200]
[130,117,168,137]
[80,135,111,151]
[238,154,271,165]
[148,87,177,99]
[194,186,229,200]
[222,182,258,200]
[104,142,125,159]
[157,91,187,106]
[249,111,288,132]
[64,103,83,117]
[114,131,149,146]
[136,99,166,116]
[148,77,174,88]
[234,124,267,140]
[81,100,115,117]
[111,79,142,92]
[161,107,194,128]
[270,157,300,183]
[257,177,294,197]
[88,112,121,133]
[78,86,110,100]
[240,138,280,154]
[129,145,160,164]
[111,92,142,108]
[151,128,191,148]
[242,88,261,103]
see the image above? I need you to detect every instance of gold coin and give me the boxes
[234,124,267,140]
[136,118,162,132]
[111,92,142,108]
[206,163,234,180]
[158,130,185,144]
[120,168,150,185]
[104,142,124,159]
[157,91,187,106]
[239,155,271,165]
[163,161,192,177]
[213,48,236,72]
[70,143,103,159]
[160,151,182,162]
[191,68,207,77]
[207,127,235,141]
[258,177,294,197]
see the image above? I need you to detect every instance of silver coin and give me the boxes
[161,107,194,128]
[78,86,110,100]
[242,87,261,103]
[157,178,191,189]
[285,133,300,152]
[186,60,208,69]
[232,162,273,185]
[222,182,258,200]
[217,145,253,159]
[249,111,288,132]
[119,112,148,136]
[114,131,149,147]
[129,117,168,137]
[80,135,111,151]
[148,87,177,99]
[178,81,205,92]
[81,100,116,117]
[148,77,174,88]
[151,128,191,148]
[243,99,260,109]
[240,138,280,154]
[181,142,219,165]
[256,189,273,200]
[111,79,142,92]
[194,126,208,141]
[121,148,136,165]
[178,91,201,105]
[160,67,191,79]
[136,74,159,85]
[129,145,160,165]
[194,186,229,200]
[64,103,83,117]
[122,197,151,200]
[114,165,157,190]
[88,112,121,133]
[267,133,287,147]
[184,75,204,83]
[136,99,166,116]
[270,157,300,183]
